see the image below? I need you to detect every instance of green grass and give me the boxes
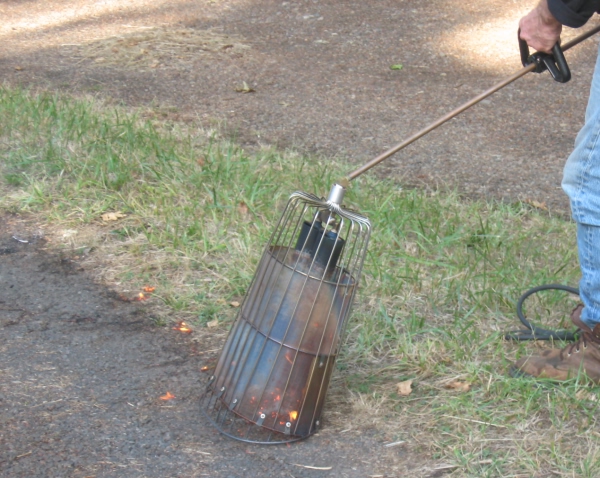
[2,86,598,476]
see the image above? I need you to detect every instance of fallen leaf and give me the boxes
[207,319,219,328]
[238,201,250,217]
[15,66,24,71]
[524,198,548,211]
[101,211,127,221]
[160,391,175,400]
[143,286,156,293]
[390,64,403,70]
[230,301,240,308]
[444,381,471,392]
[396,380,413,396]
[197,156,206,167]
[235,81,255,93]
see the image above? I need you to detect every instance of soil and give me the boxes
[2,1,600,476]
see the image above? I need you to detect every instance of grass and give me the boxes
[1,85,598,476]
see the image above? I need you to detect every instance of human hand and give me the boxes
[519,0,562,53]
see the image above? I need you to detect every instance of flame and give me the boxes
[160,391,175,400]
[289,410,298,421]
[133,286,156,301]
[173,321,192,334]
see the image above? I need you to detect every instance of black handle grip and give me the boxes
[518,30,571,83]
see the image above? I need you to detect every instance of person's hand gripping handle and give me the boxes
[518,0,571,83]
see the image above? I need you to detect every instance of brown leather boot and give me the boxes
[511,306,600,383]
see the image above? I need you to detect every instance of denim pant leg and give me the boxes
[562,43,600,328]
[576,223,600,327]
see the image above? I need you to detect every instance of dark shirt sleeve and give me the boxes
[548,0,600,27]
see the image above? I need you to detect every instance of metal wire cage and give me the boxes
[200,184,371,444]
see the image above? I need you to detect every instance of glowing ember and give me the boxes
[133,286,156,301]
[160,391,175,400]
[173,321,192,334]
[289,410,298,421]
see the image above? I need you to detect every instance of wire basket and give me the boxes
[201,184,371,444]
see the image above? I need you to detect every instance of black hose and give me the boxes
[504,284,580,341]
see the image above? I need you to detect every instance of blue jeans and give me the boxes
[562,44,600,328]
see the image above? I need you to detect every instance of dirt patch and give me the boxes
[77,27,249,70]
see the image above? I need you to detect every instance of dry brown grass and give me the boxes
[77,26,250,70]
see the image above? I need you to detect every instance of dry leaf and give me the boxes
[238,202,250,217]
[235,81,255,93]
[396,380,413,396]
[15,66,24,71]
[143,286,156,293]
[207,319,219,328]
[230,301,240,308]
[159,391,175,400]
[197,156,205,167]
[101,211,127,221]
[524,198,548,211]
[445,381,471,392]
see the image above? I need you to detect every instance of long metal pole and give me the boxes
[347,24,600,181]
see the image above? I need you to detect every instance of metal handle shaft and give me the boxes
[347,24,600,181]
